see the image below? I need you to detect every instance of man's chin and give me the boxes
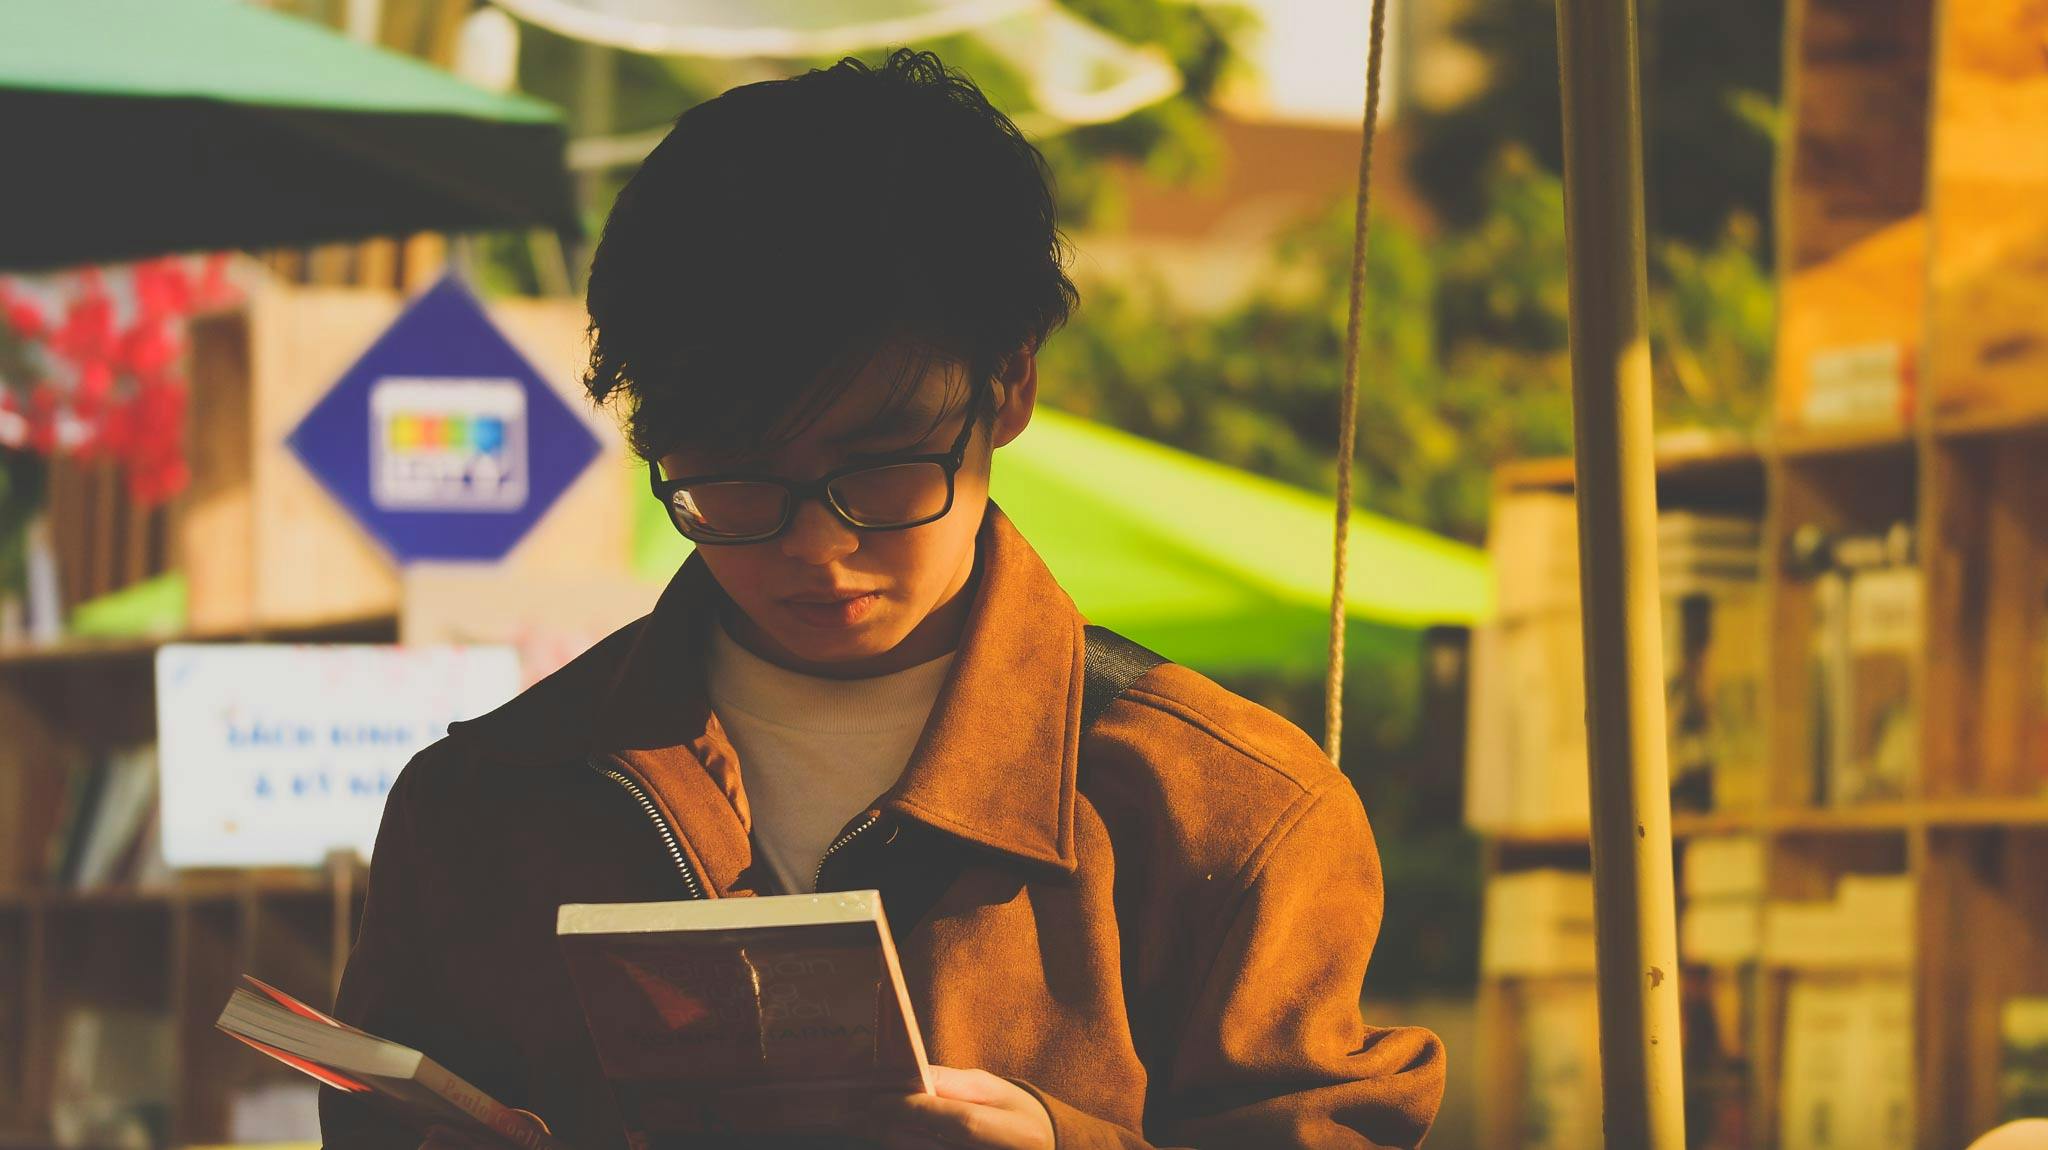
[763,617,900,669]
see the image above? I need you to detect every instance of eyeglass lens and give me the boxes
[669,461,951,540]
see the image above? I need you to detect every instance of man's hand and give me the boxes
[419,1108,551,1149]
[871,1065,1056,1150]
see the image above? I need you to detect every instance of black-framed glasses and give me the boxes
[650,393,983,545]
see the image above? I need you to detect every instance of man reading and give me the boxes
[323,49,1445,1150]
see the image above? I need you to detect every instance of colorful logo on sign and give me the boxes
[287,275,600,562]
[369,377,528,512]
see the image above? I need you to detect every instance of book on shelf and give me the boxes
[215,975,564,1150]
[51,1005,174,1150]
[72,745,162,890]
[1515,978,1602,1150]
[1779,973,1913,1150]
[41,744,169,892]
[1470,498,1767,832]
[1682,965,1755,1150]
[1804,526,1920,808]
[2005,996,2048,1123]
[1683,836,1766,901]
[556,889,931,1141]
[1490,491,1582,618]
[1761,874,1915,970]
[1464,611,1590,831]
[1481,870,1596,977]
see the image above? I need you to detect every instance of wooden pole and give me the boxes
[1553,0,1688,1144]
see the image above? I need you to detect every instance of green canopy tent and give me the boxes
[0,0,576,271]
[634,407,1491,678]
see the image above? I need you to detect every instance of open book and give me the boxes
[557,889,932,1140]
[215,975,564,1150]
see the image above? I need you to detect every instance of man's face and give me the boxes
[659,343,1036,678]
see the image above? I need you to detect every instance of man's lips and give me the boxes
[781,589,885,627]
[782,589,881,605]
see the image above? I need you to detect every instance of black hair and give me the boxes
[583,49,1079,462]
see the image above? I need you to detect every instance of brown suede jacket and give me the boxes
[321,507,1445,1149]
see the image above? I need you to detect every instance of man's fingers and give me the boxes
[928,1065,1017,1107]
[886,1092,1030,1147]
[872,1126,955,1150]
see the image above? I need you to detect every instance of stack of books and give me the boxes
[41,745,169,892]
[1762,873,1915,970]
[1468,495,1767,831]
[1678,835,1766,966]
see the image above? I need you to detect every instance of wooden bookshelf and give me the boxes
[1471,0,2048,1142]
[0,617,383,1148]
[0,260,661,1145]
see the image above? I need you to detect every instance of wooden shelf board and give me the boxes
[1931,403,2048,441]
[1771,421,1916,460]
[1477,800,2048,846]
[1492,435,1767,495]
[1917,797,2048,828]
[1473,824,1593,847]
[1764,803,1916,832]
[0,613,399,671]
[1673,809,1764,837]
[0,870,338,910]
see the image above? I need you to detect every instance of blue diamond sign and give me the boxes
[287,275,600,563]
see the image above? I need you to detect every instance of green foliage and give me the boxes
[1407,0,1783,247]
[1040,148,1773,544]
[1648,214,1775,431]
[0,451,44,601]
[0,319,41,599]
[842,1,1254,229]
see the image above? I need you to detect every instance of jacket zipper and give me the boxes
[813,810,883,892]
[590,759,706,901]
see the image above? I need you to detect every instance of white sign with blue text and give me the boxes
[154,644,520,867]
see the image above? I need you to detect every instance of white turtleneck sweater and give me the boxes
[704,620,955,894]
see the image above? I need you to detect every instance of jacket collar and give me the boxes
[590,504,1086,879]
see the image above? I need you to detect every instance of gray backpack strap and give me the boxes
[1081,625,1168,731]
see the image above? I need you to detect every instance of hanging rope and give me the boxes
[1324,0,1392,764]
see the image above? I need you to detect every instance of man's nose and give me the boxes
[779,495,860,565]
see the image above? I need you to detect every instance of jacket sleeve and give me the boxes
[1019,781,1447,1149]
[319,751,480,1150]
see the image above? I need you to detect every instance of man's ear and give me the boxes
[990,346,1037,449]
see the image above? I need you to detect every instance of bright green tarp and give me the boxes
[634,408,1491,678]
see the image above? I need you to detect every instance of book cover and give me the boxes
[72,746,159,890]
[1840,565,1919,804]
[556,890,931,1141]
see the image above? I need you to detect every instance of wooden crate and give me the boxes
[179,276,635,633]
[1925,0,2048,430]
[1771,0,1936,431]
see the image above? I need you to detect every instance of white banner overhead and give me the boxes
[490,0,1180,143]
